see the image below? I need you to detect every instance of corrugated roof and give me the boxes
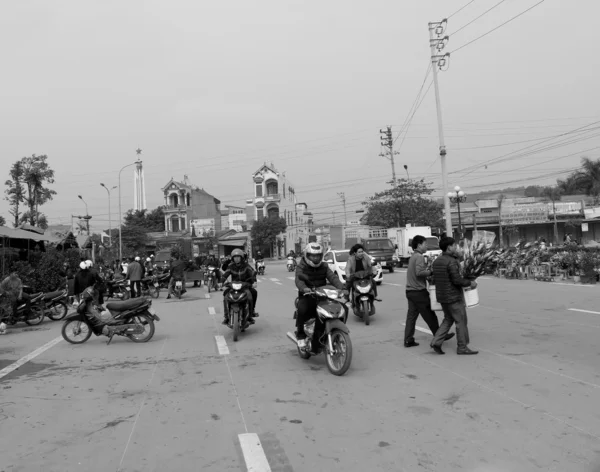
[0,226,53,241]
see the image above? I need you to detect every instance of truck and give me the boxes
[388,226,441,267]
[362,237,398,273]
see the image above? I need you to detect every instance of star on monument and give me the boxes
[136,148,142,155]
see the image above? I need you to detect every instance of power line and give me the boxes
[451,0,507,36]
[393,63,432,144]
[450,0,546,54]
[446,0,479,20]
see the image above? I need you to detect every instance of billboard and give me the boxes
[501,204,549,225]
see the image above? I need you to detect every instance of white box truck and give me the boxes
[388,226,442,267]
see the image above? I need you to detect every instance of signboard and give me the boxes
[472,230,496,246]
[501,204,549,225]
[582,223,589,232]
[191,218,216,236]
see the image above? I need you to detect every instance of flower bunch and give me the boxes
[460,239,495,280]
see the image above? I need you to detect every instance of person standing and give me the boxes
[404,235,454,348]
[127,257,144,298]
[430,237,478,355]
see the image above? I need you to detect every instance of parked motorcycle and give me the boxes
[287,257,296,272]
[0,292,46,326]
[106,279,130,300]
[223,281,252,342]
[286,275,353,376]
[256,260,265,276]
[140,275,160,299]
[61,297,160,345]
[206,266,219,292]
[350,270,376,326]
[42,288,69,321]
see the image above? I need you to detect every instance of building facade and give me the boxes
[221,205,247,232]
[162,175,221,235]
[246,163,311,257]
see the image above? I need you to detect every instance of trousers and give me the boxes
[404,289,440,344]
[431,301,470,351]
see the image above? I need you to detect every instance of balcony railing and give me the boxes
[164,204,189,211]
[265,193,281,201]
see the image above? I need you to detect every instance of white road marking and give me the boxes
[287,277,295,280]
[208,306,216,315]
[401,324,433,335]
[386,283,403,287]
[270,278,280,282]
[205,294,211,299]
[569,308,600,315]
[215,335,230,355]
[0,336,62,380]
[274,282,282,285]
[239,433,272,472]
[257,279,262,283]
[552,283,595,288]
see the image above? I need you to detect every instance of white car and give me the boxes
[324,250,383,285]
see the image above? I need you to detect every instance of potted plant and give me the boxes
[579,251,597,284]
[459,240,495,307]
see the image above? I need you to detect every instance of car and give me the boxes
[324,250,383,285]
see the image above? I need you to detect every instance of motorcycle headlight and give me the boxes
[232,282,242,290]
[356,285,371,294]
[323,289,338,299]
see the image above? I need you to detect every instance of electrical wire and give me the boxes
[451,0,507,36]
[450,0,546,54]
[393,63,432,144]
[446,0,479,20]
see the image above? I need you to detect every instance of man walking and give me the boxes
[404,235,454,347]
[430,237,478,355]
[127,257,144,298]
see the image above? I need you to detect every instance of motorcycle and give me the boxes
[287,256,296,272]
[286,274,353,376]
[140,275,160,299]
[106,278,130,300]
[223,281,252,342]
[156,272,171,289]
[42,288,69,321]
[0,292,46,326]
[350,270,376,326]
[206,266,220,292]
[61,297,160,345]
[256,260,265,276]
[173,277,184,299]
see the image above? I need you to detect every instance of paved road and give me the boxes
[1,265,600,471]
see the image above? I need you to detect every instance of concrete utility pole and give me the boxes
[429,20,452,237]
[338,192,348,225]
[379,126,397,184]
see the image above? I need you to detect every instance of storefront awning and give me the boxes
[218,239,247,246]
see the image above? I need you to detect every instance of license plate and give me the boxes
[153,283,159,287]
[380,261,387,266]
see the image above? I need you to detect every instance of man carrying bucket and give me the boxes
[430,237,478,355]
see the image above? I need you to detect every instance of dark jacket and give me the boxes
[170,260,187,278]
[345,255,373,280]
[127,261,144,281]
[295,258,344,293]
[221,262,256,284]
[432,253,471,304]
[74,269,100,296]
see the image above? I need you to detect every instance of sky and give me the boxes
[0,0,597,231]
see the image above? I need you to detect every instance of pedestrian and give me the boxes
[0,272,28,323]
[430,237,478,355]
[74,261,100,303]
[127,257,144,298]
[404,235,454,348]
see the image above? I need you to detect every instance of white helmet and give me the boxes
[135,256,141,261]
[304,242,324,268]
[80,261,87,270]
[146,257,151,262]
[85,260,93,268]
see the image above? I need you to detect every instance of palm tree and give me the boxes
[573,157,600,197]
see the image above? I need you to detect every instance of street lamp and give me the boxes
[118,159,140,263]
[77,195,91,234]
[448,186,467,239]
[404,164,410,179]
[100,183,117,247]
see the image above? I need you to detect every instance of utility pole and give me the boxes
[379,126,397,184]
[429,20,452,237]
[338,192,348,225]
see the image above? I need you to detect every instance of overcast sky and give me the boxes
[0,0,597,230]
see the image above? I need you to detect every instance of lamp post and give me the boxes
[77,195,91,234]
[100,183,117,247]
[404,164,410,179]
[118,159,140,262]
[448,186,467,239]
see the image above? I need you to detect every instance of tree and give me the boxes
[362,179,443,228]
[0,215,5,226]
[20,155,56,226]
[120,224,148,257]
[556,157,600,200]
[251,217,287,256]
[123,207,165,231]
[19,211,48,229]
[4,160,25,227]
[541,186,563,244]
[524,186,540,197]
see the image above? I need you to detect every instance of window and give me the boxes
[425,237,440,250]
[365,239,395,250]
[257,209,264,220]
[266,181,278,195]
[324,253,334,263]
[256,185,263,197]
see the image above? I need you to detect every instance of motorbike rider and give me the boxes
[345,243,380,304]
[167,254,187,299]
[144,257,154,276]
[205,255,222,289]
[295,242,347,350]
[220,249,259,325]
[74,261,102,303]
[254,249,263,271]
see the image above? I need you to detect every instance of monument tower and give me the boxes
[133,148,147,211]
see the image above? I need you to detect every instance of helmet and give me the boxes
[135,256,140,261]
[80,261,87,270]
[231,249,244,264]
[85,260,93,268]
[304,242,324,268]
[146,258,151,262]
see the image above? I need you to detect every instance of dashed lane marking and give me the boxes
[0,336,63,380]
[270,278,280,282]
[208,306,216,315]
[215,335,230,355]
[386,283,403,287]
[239,433,272,472]
[287,277,295,280]
[569,308,600,314]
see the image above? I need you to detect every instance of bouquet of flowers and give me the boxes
[459,239,495,280]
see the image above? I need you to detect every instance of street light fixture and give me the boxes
[100,183,117,248]
[404,164,410,179]
[77,195,91,234]
[448,186,467,239]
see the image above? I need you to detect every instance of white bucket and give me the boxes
[463,286,479,308]
[427,284,443,311]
